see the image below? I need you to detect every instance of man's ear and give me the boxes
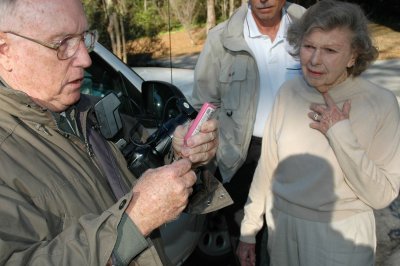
[0,33,12,71]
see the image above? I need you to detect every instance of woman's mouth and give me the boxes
[307,68,323,77]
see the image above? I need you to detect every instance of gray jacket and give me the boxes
[192,2,306,182]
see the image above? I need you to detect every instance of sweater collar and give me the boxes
[302,76,361,102]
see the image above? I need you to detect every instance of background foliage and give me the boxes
[83,0,399,63]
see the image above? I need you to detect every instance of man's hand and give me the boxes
[125,159,196,236]
[172,118,218,167]
[237,241,256,266]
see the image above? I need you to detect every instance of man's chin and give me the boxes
[71,92,82,103]
[64,93,82,108]
[29,92,82,112]
[52,93,82,112]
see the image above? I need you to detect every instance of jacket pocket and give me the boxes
[217,105,246,168]
[218,55,248,111]
[217,56,251,170]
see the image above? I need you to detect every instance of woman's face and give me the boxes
[300,27,357,93]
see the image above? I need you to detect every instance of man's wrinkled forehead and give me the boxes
[2,0,86,32]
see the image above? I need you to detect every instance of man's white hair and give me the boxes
[0,0,21,30]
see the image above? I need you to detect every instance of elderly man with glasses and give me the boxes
[0,0,219,265]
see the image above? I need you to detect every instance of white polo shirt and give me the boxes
[244,7,302,137]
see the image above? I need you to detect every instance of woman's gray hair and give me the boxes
[287,0,378,76]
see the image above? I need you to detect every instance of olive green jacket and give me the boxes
[0,85,162,265]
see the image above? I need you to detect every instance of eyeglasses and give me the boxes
[4,30,98,60]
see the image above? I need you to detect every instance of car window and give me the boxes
[82,52,142,117]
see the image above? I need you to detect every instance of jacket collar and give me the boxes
[221,4,249,52]
[0,81,94,130]
[0,82,54,125]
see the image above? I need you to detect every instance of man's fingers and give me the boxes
[170,158,196,187]
[200,118,218,132]
[173,160,196,189]
[182,135,218,156]
[208,130,217,142]
[174,124,187,139]
[171,158,192,175]
[182,170,197,188]
[185,127,217,148]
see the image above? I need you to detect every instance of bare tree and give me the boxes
[102,0,127,63]
[229,0,235,17]
[169,0,200,45]
[220,0,228,20]
[207,0,216,33]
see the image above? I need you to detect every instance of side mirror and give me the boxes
[141,80,187,127]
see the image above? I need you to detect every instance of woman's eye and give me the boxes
[325,48,337,53]
[302,44,314,49]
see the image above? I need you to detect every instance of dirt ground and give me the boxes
[369,23,400,60]
[130,23,400,61]
[157,28,206,58]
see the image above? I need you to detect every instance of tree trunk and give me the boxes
[119,15,127,63]
[113,12,122,59]
[229,0,235,17]
[169,0,199,45]
[107,12,117,56]
[221,0,228,20]
[207,0,216,33]
[103,0,127,62]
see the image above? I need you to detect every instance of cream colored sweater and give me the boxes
[240,76,400,244]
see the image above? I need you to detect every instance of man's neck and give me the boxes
[252,12,282,41]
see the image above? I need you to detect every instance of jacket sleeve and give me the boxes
[191,28,223,113]
[0,187,148,266]
[327,94,400,209]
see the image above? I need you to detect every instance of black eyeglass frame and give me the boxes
[3,30,98,60]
